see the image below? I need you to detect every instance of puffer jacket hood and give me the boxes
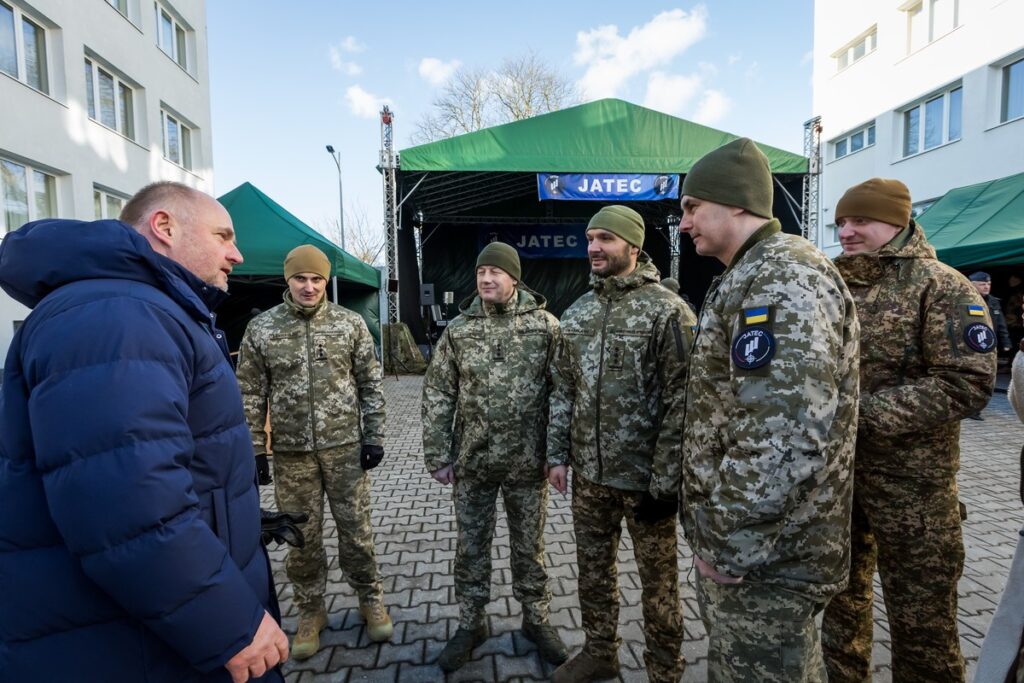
[590,252,661,297]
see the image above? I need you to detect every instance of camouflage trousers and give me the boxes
[696,574,827,682]
[822,471,965,683]
[273,445,383,615]
[453,475,550,629]
[572,473,684,683]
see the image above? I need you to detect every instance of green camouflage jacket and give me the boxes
[835,220,996,475]
[236,292,386,453]
[421,288,559,482]
[680,220,860,598]
[548,253,695,500]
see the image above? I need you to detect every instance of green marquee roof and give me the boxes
[219,182,380,289]
[918,171,1024,269]
[398,98,808,174]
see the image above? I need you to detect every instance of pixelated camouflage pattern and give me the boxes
[272,444,383,611]
[822,472,965,683]
[697,575,827,683]
[421,288,559,480]
[573,474,684,683]
[680,220,860,597]
[452,477,550,629]
[548,253,695,500]
[833,220,995,476]
[236,292,386,452]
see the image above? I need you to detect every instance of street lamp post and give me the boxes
[325,145,345,251]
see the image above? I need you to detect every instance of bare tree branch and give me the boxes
[313,200,384,266]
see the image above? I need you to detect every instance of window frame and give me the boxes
[831,122,876,161]
[93,186,128,220]
[1,156,56,235]
[1001,57,1024,124]
[155,2,188,71]
[160,109,193,170]
[833,26,877,73]
[84,57,135,140]
[0,0,49,95]
[904,0,959,55]
[900,84,963,159]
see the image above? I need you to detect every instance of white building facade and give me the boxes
[812,0,1024,257]
[0,0,211,362]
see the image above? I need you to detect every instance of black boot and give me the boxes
[522,619,569,664]
[437,623,489,672]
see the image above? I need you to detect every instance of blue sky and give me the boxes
[208,1,813,250]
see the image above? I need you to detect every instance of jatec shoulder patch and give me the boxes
[963,322,996,353]
[732,327,775,370]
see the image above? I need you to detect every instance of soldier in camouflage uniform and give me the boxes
[678,138,860,683]
[547,205,695,683]
[821,178,997,683]
[236,245,392,660]
[421,242,568,672]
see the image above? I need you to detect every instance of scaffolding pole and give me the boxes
[380,106,399,324]
[801,116,823,245]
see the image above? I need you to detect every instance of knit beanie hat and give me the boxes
[284,244,331,280]
[835,178,912,229]
[660,277,680,294]
[476,242,521,281]
[681,137,774,219]
[587,205,645,248]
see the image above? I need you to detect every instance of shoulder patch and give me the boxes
[963,322,996,353]
[732,327,775,370]
[743,306,769,325]
[966,304,986,317]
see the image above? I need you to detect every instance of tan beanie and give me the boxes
[284,245,331,280]
[835,178,912,228]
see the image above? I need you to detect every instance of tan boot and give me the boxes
[551,651,620,683]
[358,598,393,642]
[291,606,328,660]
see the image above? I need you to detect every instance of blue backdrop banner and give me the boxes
[477,225,588,259]
[537,173,679,201]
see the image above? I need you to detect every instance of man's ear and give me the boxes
[148,209,174,249]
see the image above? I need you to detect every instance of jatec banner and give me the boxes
[537,173,679,201]
[477,225,588,259]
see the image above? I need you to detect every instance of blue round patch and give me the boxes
[732,327,775,370]
[964,322,996,353]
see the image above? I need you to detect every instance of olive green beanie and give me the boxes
[587,205,645,247]
[681,137,774,218]
[835,178,912,228]
[284,244,331,280]
[476,242,521,280]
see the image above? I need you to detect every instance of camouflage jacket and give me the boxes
[548,253,695,500]
[835,220,996,476]
[236,292,386,453]
[422,288,559,482]
[680,220,860,597]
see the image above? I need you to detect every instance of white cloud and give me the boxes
[643,71,702,115]
[345,85,391,118]
[418,57,461,86]
[693,89,731,125]
[727,53,742,65]
[339,35,365,53]
[744,61,760,80]
[574,6,708,100]
[329,47,363,76]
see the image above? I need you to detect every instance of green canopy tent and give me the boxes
[918,171,1024,269]
[394,98,808,344]
[216,182,382,351]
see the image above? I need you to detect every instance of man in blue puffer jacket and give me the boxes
[0,182,288,682]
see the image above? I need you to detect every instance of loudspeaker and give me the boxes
[420,283,435,306]
[387,279,399,293]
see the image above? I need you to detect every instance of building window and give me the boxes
[155,3,188,70]
[161,110,192,170]
[0,1,48,94]
[94,187,127,220]
[833,122,876,160]
[905,0,959,54]
[85,58,134,139]
[902,85,962,157]
[1002,58,1024,123]
[1,157,56,234]
[106,0,127,15]
[834,27,877,72]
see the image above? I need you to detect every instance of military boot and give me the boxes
[358,598,393,642]
[551,651,620,683]
[436,622,489,673]
[521,618,569,664]
[291,606,328,661]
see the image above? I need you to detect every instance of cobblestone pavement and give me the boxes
[264,375,1024,682]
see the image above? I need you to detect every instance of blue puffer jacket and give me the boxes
[0,219,281,682]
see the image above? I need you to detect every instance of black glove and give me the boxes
[260,509,309,548]
[255,453,272,486]
[360,444,384,470]
[633,492,678,524]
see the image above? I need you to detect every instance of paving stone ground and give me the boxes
[264,375,1024,683]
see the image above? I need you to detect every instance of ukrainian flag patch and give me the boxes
[744,306,769,325]
[967,304,985,317]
